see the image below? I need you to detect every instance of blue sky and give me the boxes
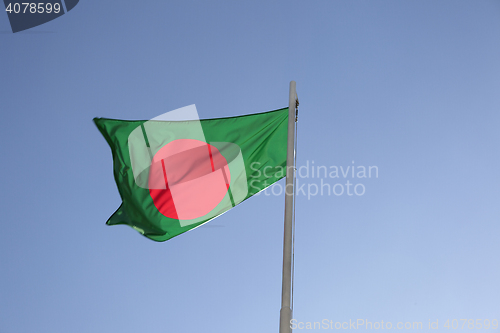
[1,1,499,332]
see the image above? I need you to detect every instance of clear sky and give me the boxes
[1,1,499,332]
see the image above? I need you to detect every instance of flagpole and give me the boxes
[279,81,297,333]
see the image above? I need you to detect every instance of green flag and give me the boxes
[94,107,288,241]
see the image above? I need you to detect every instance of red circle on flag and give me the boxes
[148,139,231,220]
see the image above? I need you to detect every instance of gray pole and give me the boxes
[279,81,296,333]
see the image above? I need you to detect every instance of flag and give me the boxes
[94,107,288,241]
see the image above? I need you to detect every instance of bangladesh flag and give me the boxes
[94,107,288,241]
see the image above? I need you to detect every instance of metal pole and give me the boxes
[279,81,296,333]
